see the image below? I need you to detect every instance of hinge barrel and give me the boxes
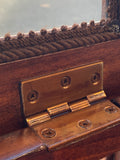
[47,103,70,116]
[87,90,106,103]
[70,99,90,112]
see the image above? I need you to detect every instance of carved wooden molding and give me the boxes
[0,1,119,64]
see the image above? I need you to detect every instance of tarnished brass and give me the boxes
[27,103,70,126]
[26,91,106,126]
[47,102,70,116]
[70,99,90,112]
[20,61,120,151]
[104,105,118,113]
[21,62,103,117]
[41,128,56,138]
[78,119,92,129]
[27,112,51,127]
[87,90,106,103]
[33,100,120,151]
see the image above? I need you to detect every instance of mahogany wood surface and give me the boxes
[0,128,43,160]
[0,39,120,136]
[0,39,120,159]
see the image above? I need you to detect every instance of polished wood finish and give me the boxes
[0,39,120,159]
[0,39,120,136]
[0,128,43,160]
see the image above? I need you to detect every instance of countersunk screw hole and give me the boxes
[61,76,71,89]
[41,128,56,138]
[83,122,88,126]
[64,79,68,84]
[27,90,38,103]
[78,119,92,129]
[31,94,35,99]
[91,73,100,85]
[105,106,117,113]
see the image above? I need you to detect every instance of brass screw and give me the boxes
[61,76,71,88]
[27,90,38,103]
[91,73,100,85]
[105,106,117,113]
[78,119,92,129]
[41,128,56,138]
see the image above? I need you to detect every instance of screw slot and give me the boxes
[61,76,71,89]
[105,106,117,113]
[91,73,100,85]
[41,128,56,138]
[27,90,38,103]
[78,119,92,129]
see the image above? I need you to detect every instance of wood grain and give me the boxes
[0,39,120,136]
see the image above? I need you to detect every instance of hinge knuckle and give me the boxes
[70,99,90,112]
[87,90,106,103]
[47,103,70,117]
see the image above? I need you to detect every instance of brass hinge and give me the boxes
[26,90,106,126]
[21,62,104,126]
[21,62,120,151]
